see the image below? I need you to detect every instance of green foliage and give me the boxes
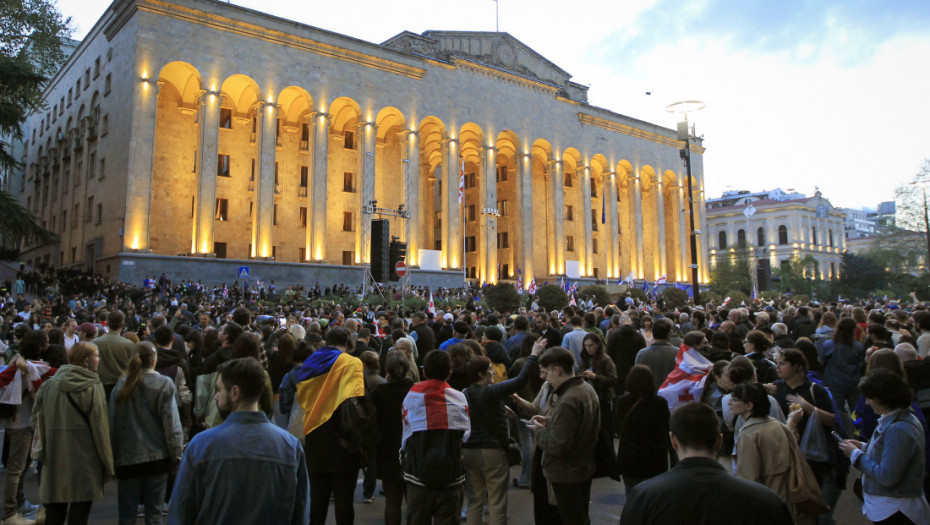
[709,248,753,295]
[627,287,647,302]
[725,290,749,307]
[661,287,690,309]
[760,290,781,302]
[838,252,887,299]
[700,290,721,305]
[536,284,568,312]
[579,285,610,306]
[484,283,521,313]
[772,254,819,296]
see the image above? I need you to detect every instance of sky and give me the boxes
[54,0,930,210]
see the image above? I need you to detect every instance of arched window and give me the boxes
[718,231,727,249]
[778,225,788,245]
[757,227,765,246]
[829,230,834,248]
[811,227,817,245]
[737,229,746,249]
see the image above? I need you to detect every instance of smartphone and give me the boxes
[830,430,844,443]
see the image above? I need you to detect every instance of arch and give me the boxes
[778,224,788,245]
[719,231,728,249]
[373,106,409,245]
[757,226,766,246]
[277,86,314,126]
[494,130,520,280]
[375,107,407,140]
[661,169,681,280]
[220,74,262,115]
[737,229,747,248]
[157,61,203,105]
[531,138,552,166]
[418,116,446,171]
[495,130,520,159]
[639,165,659,279]
[458,123,485,280]
[616,159,634,278]
[417,116,447,255]
[458,122,485,165]
[530,138,554,275]
[329,96,361,133]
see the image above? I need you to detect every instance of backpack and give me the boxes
[336,393,378,464]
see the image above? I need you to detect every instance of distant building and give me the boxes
[706,189,845,287]
[844,207,877,239]
[846,229,927,276]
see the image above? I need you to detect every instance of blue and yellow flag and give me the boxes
[295,347,364,435]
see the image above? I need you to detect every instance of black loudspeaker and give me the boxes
[757,258,771,291]
[370,219,390,282]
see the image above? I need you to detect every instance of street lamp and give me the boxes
[667,101,705,305]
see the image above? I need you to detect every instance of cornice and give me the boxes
[577,113,706,154]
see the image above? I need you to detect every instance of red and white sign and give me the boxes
[395,261,407,277]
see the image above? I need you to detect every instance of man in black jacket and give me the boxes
[620,402,792,525]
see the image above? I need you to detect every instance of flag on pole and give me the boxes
[458,161,465,204]
[623,271,635,285]
[658,343,713,412]
[559,276,566,293]
[427,291,436,315]
[653,274,667,295]
[528,277,537,295]
[751,284,758,301]
[641,280,649,293]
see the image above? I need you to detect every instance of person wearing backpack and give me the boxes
[109,342,183,525]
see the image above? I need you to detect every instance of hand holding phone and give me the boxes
[830,430,844,443]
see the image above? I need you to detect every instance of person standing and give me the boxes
[31,342,114,525]
[94,311,135,401]
[167,357,309,524]
[109,342,183,525]
[527,347,600,525]
[634,319,679,390]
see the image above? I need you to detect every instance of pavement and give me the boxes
[10,456,869,524]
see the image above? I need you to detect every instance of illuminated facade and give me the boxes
[706,190,846,281]
[18,0,708,287]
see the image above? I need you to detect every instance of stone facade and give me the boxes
[18,0,708,288]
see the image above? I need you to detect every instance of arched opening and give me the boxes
[640,165,659,279]
[275,86,314,262]
[496,130,520,281]
[418,116,447,263]
[328,96,362,264]
[459,122,485,280]
[531,139,553,276]
[778,225,788,245]
[617,160,634,278]
[562,147,583,275]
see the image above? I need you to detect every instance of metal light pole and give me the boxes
[667,101,705,305]
[909,180,930,274]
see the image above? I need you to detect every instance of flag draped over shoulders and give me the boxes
[402,379,470,447]
[658,343,712,412]
[296,347,364,435]
[0,361,54,405]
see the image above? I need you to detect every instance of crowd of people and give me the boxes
[0,264,929,524]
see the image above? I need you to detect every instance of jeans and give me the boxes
[550,478,593,525]
[4,427,31,518]
[817,475,842,525]
[463,448,509,525]
[44,501,93,525]
[406,483,463,525]
[515,419,534,486]
[118,474,167,525]
[309,470,358,525]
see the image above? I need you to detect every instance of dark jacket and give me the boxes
[304,401,362,473]
[411,324,435,360]
[746,352,779,384]
[606,325,647,389]
[372,378,413,482]
[790,316,817,341]
[534,376,600,484]
[463,355,538,449]
[403,429,467,488]
[198,345,231,375]
[613,393,670,479]
[619,457,793,525]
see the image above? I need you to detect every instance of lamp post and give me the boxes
[667,101,705,305]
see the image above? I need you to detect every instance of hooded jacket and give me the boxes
[32,364,114,503]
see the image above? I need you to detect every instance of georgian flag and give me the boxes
[427,291,436,315]
[458,161,465,204]
[0,361,54,405]
[402,379,470,447]
[569,295,577,307]
[722,296,731,306]
[658,343,712,412]
[528,277,537,295]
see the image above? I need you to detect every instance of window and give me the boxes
[84,68,90,87]
[344,130,355,150]
[215,198,228,221]
[718,231,728,249]
[299,207,307,228]
[219,108,232,129]
[190,196,195,218]
[757,227,765,246]
[96,203,102,224]
[737,229,746,248]
[343,251,353,265]
[72,204,79,228]
[273,204,278,226]
[593,238,599,254]
[831,262,836,279]
[214,242,227,259]
[498,231,509,248]
[566,235,575,252]
[67,88,72,106]
[299,247,307,262]
[778,225,788,245]
[502,263,509,277]
[98,157,105,179]
[249,202,253,218]
[565,205,574,221]
[87,152,95,178]
[104,74,111,95]
[564,174,573,187]
[300,124,310,150]
[496,165,508,182]
[465,236,477,252]
[274,163,280,193]
[85,197,93,222]
[343,172,356,193]
[829,230,834,248]
[299,166,308,197]
[193,151,197,173]
[61,211,66,232]
[217,154,230,177]
[811,227,817,245]
[591,183,598,198]
[591,209,598,231]
[93,57,100,78]
[101,115,108,136]
[466,205,476,222]
[466,172,476,189]
[343,211,354,231]
[498,200,509,217]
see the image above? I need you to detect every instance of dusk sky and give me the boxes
[56,0,930,210]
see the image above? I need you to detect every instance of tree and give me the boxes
[579,285,610,306]
[838,252,886,299]
[484,283,520,313]
[661,287,689,309]
[772,254,818,296]
[893,159,930,233]
[536,284,568,312]
[0,0,72,250]
[709,247,753,296]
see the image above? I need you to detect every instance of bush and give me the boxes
[627,287,647,302]
[725,290,749,308]
[579,285,610,306]
[484,283,521,313]
[699,290,720,306]
[661,287,690,309]
[536,284,568,312]
[759,290,781,302]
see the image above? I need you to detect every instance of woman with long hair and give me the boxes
[578,332,618,438]
[31,342,114,525]
[109,342,183,525]
[613,365,670,493]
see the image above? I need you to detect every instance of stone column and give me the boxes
[193,89,222,255]
[517,152,533,287]
[311,112,330,261]
[607,171,620,279]
[303,113,315,261]
[655,177,667,279]
[475,150,486,281]
[358,121,375,263]
[123,79,161,252]
[403,130,419,266]
[549,160,564,275]
[581,167,593,277]
[484,146,498,283]
[633,171,645,277]
[254,101,278,259]
[442,138,462,269]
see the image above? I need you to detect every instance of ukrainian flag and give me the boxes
[295,347,364,435]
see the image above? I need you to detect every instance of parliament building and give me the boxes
[16,0,709,288]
